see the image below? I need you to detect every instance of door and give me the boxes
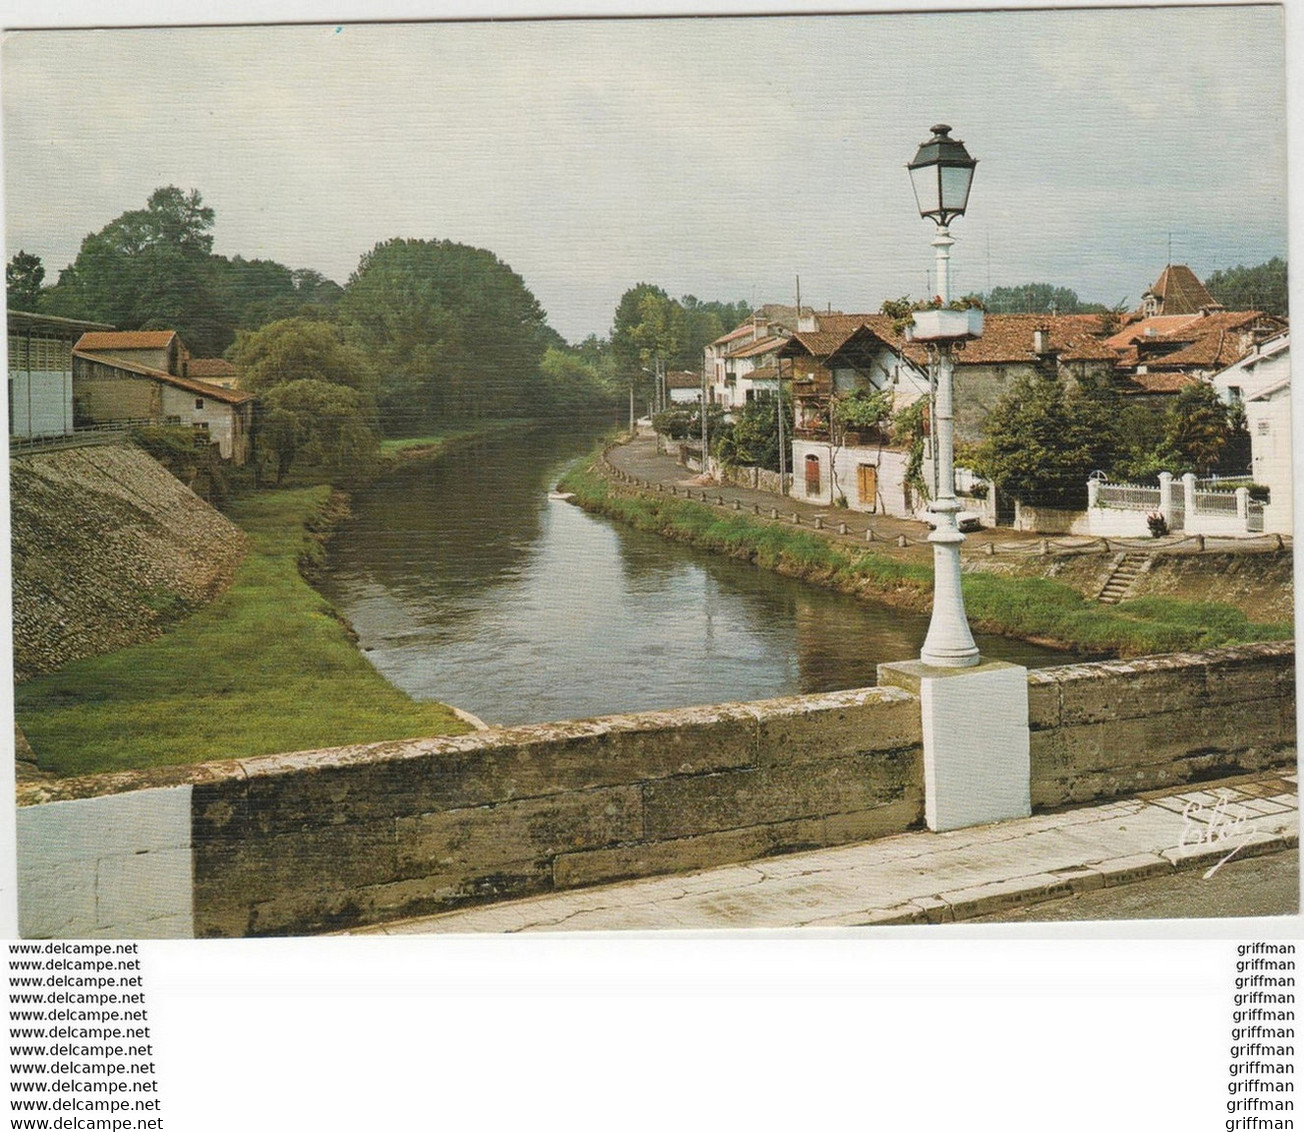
[804,454,821,496]
[857,463,878,513]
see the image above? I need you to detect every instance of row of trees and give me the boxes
[16,188,343,357]
[9,187,645,480]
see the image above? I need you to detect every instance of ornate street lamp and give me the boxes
[907,124,981,667]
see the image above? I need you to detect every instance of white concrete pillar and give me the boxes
[1158,471,1174,527]
[1236,486,1249,523]
[1087,477,1100,509]
[879,660,1031,832]
[1182,472,1197,522]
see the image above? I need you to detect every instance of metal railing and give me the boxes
[1097,483,1160,511]
[1193,490,1239,515]
[8,420,148,455]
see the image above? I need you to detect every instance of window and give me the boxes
[1227,386,1243,404]
[195,398,205,409]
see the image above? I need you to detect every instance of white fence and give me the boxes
[1087,472,1260,537]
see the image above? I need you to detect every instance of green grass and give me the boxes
[16,485,471,778]
[562,456,1293,661]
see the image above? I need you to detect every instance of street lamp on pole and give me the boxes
[907,124,981,668]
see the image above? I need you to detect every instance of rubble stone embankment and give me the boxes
[11,444,247,680]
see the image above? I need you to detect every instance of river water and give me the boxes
[318,427,1065,726]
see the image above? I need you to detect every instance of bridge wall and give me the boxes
[15,643,1295,937]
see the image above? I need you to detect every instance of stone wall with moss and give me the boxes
[11,443,247,680]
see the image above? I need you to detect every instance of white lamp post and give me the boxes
[907,124,981,668]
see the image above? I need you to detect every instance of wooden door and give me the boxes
[857,464,877,513]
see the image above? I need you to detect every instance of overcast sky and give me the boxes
[1,4,1292,342]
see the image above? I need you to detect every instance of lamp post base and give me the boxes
[878,659,1031,832]
[920,525,980,668]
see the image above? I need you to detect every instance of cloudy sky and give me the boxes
[2,3,1292,342]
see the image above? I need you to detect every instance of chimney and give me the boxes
[1033,326,1051,355]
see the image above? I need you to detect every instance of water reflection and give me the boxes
[319,428,1065,725]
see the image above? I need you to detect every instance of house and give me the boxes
[1211,329,1290,406]
[665,370,705,405]
[72,331,255,464]
[705,305,822,409]
[783,312,1120,517]
[1241,336,1291,535]
[1110,309,1288,408]
[73,329,189,378]
[7,310,113,438]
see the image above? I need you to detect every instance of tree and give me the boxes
[6,250,45,310]
[257,379,378,485]
[1204,258,1288,317]
[536,346,622,417]
[338,238,550,433]
[973,372,1119,507]
[609,284,684,407]
[676,295,750,370]
[230,318,376,397]
[713,393,793,472]
[1159,382,1233,475]
[979,283,1095,314]
[43,186,236,355]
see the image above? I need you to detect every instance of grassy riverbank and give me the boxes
[16,484,472,778]
[560,456,1293,660]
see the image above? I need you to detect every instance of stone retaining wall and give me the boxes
[11,445,246,679]
[14,644,1295,938]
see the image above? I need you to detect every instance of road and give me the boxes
[971,849,1299,923]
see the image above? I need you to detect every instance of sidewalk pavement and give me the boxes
[349,769,1297,934]
[603,431,1042,555]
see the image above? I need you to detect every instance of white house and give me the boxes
[666,369,704,405]
[1245,368,1291,535]
[1212,330,1290,406]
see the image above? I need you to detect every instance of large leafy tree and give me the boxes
[1204,257,1288,317]
[230,317,376,397]
[259,379,378,485]
[610,284,683,393]
[1159,382,1234,475]
[6,250,45,311]
[973,372,1119,507]
[231,318,378,484]
[338,238,550,433]
[43,186,236,355]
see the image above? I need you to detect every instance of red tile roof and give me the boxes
[187,358,238,379]
[74,330,180,352]
[1120,371,1201,395]
[728,334,788,360]
[1141,264,1218,315]
[665,370,702,389]
[955,314,1119,364]
[73,351,255,404]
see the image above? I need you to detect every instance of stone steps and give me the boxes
[1097,552,1149,604]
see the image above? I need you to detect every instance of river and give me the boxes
[318,427,1065,726]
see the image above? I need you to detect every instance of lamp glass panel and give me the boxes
[909,163,940,216]
[939,165,974,214]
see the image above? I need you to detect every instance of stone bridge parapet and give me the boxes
[15,643,1295,937]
